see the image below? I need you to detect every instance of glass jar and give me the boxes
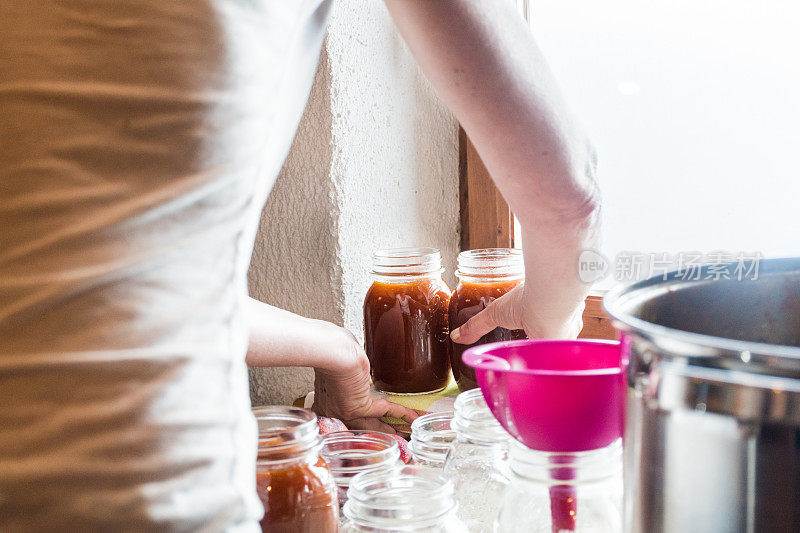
[495,439,623,533]
[320,430,401,518]
[253,406,338,533]
[409,411,456,469]
[364,247,452,394]
[448,248,526,391]
[443,388,512,533]
[342,465,466,532]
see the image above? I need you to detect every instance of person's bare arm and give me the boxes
[245,297,417,432]
[245,297,353,371]
[384,0,600,340]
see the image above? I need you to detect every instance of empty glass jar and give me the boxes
[342,465,466,532]
[443,388,512,533]
[319,430,400,517]
[409,411,456,469]
[495,439,623,533]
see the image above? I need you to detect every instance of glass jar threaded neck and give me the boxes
[509,439,623,485]
[343,465,458,530]
[371,247,444,282]
[451,388,511,445]
[320,430,400,501]
[455,248,523,283]
[253,406,321,467]
[409,411,455,468]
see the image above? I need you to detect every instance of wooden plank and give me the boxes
[458,127,471,250]
[459,126,513,250]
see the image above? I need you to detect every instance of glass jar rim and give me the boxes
[252,406,320,464]
[410,411,455,433]
[320,430,400,479]
[409,412,456,465]
[509,438,623,484]
[456,248,524,280]
[343,465,457,527]
[452,388,511,444]
[371,247,444,278]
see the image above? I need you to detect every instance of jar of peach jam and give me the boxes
[449,248,527,391]
[253,406,338,533]
[363,247,452,394]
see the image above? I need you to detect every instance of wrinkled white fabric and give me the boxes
[0,1,331,530]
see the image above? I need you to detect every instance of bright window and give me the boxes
[519,0,800,288]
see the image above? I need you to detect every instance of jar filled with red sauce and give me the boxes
[363,247,451,394]
[253,406,338,533]
[449,248,527,391]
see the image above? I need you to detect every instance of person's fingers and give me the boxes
[367,397,419,425]
[451,286,526,344]
[450,305,498,345]
[343,417,399,434]
[342,397,419,434]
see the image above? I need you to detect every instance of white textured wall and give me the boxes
[249,0,459,406]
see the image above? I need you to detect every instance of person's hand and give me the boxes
[311,326,418,433]
[450,282,585,344]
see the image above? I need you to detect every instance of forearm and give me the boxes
[384,0,599,224]
[385,0,599,335]
[244,297,351,372]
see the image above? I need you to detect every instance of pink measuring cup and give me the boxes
[463,339,625,452]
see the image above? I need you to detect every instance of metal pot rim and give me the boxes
[603,257,800,362]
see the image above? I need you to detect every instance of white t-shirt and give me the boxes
[0,0,331,530]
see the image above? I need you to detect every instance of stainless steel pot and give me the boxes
[604,257,800,533]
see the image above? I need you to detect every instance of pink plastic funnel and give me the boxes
[463,339,625,452]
